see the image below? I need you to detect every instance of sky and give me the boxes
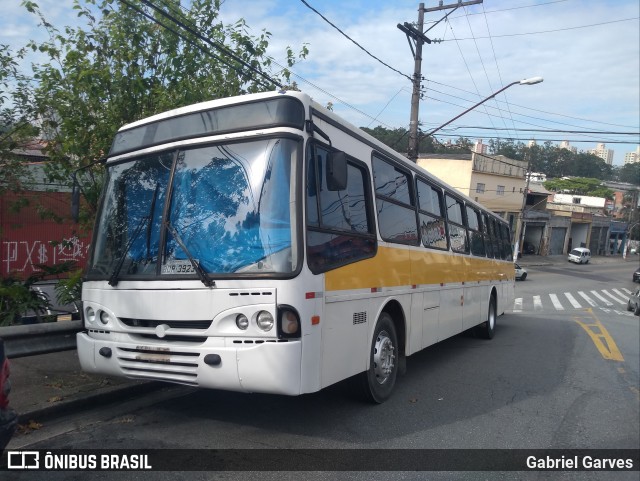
[2,0,639,166]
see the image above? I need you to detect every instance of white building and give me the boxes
[559,140,577,153]
[589,143,614,165]
[624,146,640,164]
[474,139,488,154]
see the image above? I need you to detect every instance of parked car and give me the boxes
[0,338,17,453]
[627,288,640,316]
[633,267,640,283]
[515,263,527,281]
[568,247,591,264]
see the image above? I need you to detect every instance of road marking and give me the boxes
[613,288,629,298]
[564,292,582,308]
[574,310,624,362]
[513,298,523,312]
[549,293,564,310]
[578,291,597,307]
[602,290,626,304]
[533,295,543,311]
[621,287,632,295]
[590,290,613,306]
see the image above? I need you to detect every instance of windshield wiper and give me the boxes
[109,184,160,287]
[165,221,214,287]
[108,215,149,287]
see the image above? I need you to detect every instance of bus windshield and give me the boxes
[88,138,300,280]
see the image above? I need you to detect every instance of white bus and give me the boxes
[77,90,515,403]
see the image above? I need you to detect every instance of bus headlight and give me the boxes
[86,307,96,323]
[277,306,301,339]
[236,314,249,330]
[256,311,274,331]
[99,310,111,325]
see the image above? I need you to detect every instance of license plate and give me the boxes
[161,259,197,275]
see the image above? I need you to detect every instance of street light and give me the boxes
[423,76,544,138]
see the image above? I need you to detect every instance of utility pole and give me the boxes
[399,1,483,162]
[402,4,426,163]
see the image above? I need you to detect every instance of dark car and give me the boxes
[627,288,640,316]
[0,338,17,453]
[633,267,640,283]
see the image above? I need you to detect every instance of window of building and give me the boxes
[476,183,485,194]
[497,185,505,196]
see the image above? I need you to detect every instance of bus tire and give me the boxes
[357,312,398,403]
[474,296,496,340]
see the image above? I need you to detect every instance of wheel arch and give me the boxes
[380,299,407,358]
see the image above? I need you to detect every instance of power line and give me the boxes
[138,0,283,88]
[299,0,412,82]
[117,0,274,90]
[424,0,570,25]
[447,126,640,136]
[148,0,394,128]
[441,17,639,41]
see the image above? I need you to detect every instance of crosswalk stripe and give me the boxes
[578,291,597,307]
[564,292,582,308]
[621,288,632,295]
[590,290,613,306]
[549,293,564,310]
[514,298,523,312]
[533,295,543,311]
[602,290,626,304]
[613,288,629,298]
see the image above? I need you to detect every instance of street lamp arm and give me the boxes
[423,77,543,138]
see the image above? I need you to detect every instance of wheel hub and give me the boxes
[373,330,395,385]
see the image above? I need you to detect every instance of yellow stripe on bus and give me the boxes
[325,246,514,292]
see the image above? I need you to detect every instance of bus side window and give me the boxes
[306,144,376,274]
[483,213,494,258]
[466,205,486,257]
[416,178,448,250]
[445,193,469,254]
[372,155,419,245]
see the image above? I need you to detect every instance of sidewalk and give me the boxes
[516,253,637,267]
[8,349,158,426]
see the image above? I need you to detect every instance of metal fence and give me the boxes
[0,320,82,358]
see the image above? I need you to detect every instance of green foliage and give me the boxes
[615,162,640,186]
[0,261,80,326]
[543,177,615,199]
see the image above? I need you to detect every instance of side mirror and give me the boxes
[326,151,347,191]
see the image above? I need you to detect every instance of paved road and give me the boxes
[6,262,639,481]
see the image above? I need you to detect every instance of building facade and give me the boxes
[417,152,527,239]
[589,143,614,165]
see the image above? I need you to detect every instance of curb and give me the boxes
[17,381,165,424]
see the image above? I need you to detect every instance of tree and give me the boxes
[614,162,640,186]
[543,177,614,200]
[20,0,308,223]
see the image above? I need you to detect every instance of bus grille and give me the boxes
[120,318,212,330]
[117,346,200,385]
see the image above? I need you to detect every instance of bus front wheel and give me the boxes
[474,297,496,340]
[357,312,398,403]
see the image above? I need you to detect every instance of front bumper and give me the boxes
[77,332,302,395]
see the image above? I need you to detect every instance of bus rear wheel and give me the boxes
[356,312,398,403]
[474,297,496,340]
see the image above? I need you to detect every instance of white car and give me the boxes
[515,263,527,281]
[568,247,591,264]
